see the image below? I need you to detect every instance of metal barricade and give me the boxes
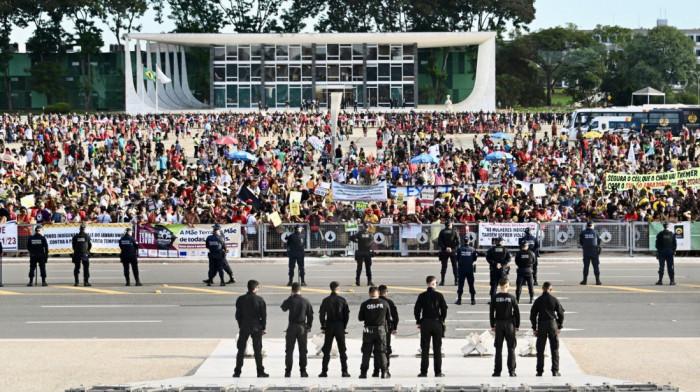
[240,224,263,256]
[631,221,650,253]
[372,224,402,255]
[401,224,440,254]
[540,221,630,252]
[312,223,351,253]
[262,223,304,253]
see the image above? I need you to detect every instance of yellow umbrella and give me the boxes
[583,131,603,139]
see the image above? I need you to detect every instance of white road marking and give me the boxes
[26,320,163,324]
[457,310,577,314]
[41,305,179,308]
[445,320,490,323]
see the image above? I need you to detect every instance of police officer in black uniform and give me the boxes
[319,281,351,377]
[373,285,398,378]
[578,221,602,285]
[530,282,565,377]
[205,224,227,286]
[233,280,269,378]
[437,221,460,286]
[71,224,92,287]
[519,227,540,285]
[486,237,511,300]
[349,223,374,286]
[414,275,448,377]
[26,225,49,287]
[514,242,536,304]
[218,228,236,285]
[489,278,520,377]
[655,222,677,285]
[119,227,141,286]
[358,285,391,379]
[286,224,306,286]
[281,282,313,377]
[455,236,478,305]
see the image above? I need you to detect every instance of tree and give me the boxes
[25,3,69,105]
[155,0,225,33]
[496,37,544,107]
[559,46,605,106]
[217,0,283,33]
[104,0,149,47]
[0,0,29,110]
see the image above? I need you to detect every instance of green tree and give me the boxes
[155,0,224,33]
[217,0,284,32]
[0,0,30,110]
[496,36,544,107]
[25,3,69,105]
[559,46,605,106]
[104,0,149,47]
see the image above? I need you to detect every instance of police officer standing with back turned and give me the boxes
[655,222,677,285]
[319,281,351,378]
[486,237,511,300]
[205,224,227,286]
[455,236,478,305]
[490,278,520,377]
[119,227,141,286]
[414,275,448,377]
[530,282,565,377]
[349,223,374,286]
[71,223,92,287]
[281,282,313,378]
[514,242,536,304]
[358,285,391,379]
[218,228,236,285]
[286,224,306,286]
[437,220,460,286]
[233,280,269,378]
[26,225,49,287]
[519,227,540,285]
[373,285,398,378]
[578,221,602,285]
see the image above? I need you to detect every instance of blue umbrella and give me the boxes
[490,132,513,140]
[228,150,257,162]
[485,151,514,161]
[410,153,441,164]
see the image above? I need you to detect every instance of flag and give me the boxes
[627,143,636,172]
[156,66,171,84]
[143,67,156,82]
[645,143,655,156]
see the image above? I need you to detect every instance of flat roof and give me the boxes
[124,32,496,48]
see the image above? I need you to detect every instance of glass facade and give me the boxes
[213,43,428,109]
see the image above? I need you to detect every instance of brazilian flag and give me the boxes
[143,67,156,82]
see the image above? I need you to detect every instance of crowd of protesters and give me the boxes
[0,108,698,245]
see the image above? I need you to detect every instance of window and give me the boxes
[251,64,261,81]
[327,44,339,60]
[378,45,390,60]
[226,64,237,81]
[214,87,225,107]
[403,44,414,60]
[378,63,390,81]
[227,85,238,105]
[403,64,414,81]
[315,44,327,61]
[251,44,262,60]
[366,66,377,81]
[290,66,301,81]
[290,45,301,61]
[277,84,289,106]
[390,45,402,60]
[391,66,402,81]
[238,46,250,61]
[340,66,352,82]
[276,45,288,61]
[302,44,313,60]
[340,45,352,61]
[264,46,275,61]
[214,47,225,61]
[238,66,250,82]
[327,64,340,81]
[226,45,237,60]
[276,64,289,81]
[353,64,364,81]
[353,44,364,60]
[302,64,312,81]
[265,66,275,81]
[213,66,225,82]
[366,45,377,61]
[315,64,326,81]
[403,85,414,104]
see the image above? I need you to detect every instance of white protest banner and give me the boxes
[331,181,387,201]
[423,188,435,202]
[43,223,132,254]
[478,222,538,247]
[289,191,302,203]
[315,182,331,196]
[0,221,18,251]
[515,181,547,197]
[389,185,452,203]
[402,224,422,239]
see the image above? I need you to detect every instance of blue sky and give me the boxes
[8,0,700,50]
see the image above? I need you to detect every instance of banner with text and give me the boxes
[135,223,242,258]
[478,222,538,247]
[332,181,387,201]
[390,186,452,205]
[606,168,700,191]
[0,221,18,251]
[43,223,132,254]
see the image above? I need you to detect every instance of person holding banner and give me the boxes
[486,237,511,302]
[519,228,540,286]
[26,225,49,287]
[437,221,460,286]
[655,222,677,285]
[578,222,602,286]
[119,227,141,287]
[71,224,92,287]
[349,223,374,286]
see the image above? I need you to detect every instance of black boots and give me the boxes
[301,279,307,287]
[355,276,361,286]
[471,294,476,305]
[579,279,587,285]
[27,280,33,287]
[228,276,236,284]
[455,295,462,305]
[534,274,539,286]
[656,279,663,285]
[126,278,131,286]
[595,277,602,285]
[74,277,79,287]
[367,278,374,286]
[42,279,47,287]
[135,279,142,286]
[84,281,91,287]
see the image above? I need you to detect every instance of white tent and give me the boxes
[631,86,665,105]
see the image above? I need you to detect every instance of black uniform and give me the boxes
[655,229,677,283]
[374,295,399,374]
[358,297,391,376]
[349,229,374,284]
[71,231,92,284]
[489,291,520,375]
[486,245,511,298]
[281,294,313,374]
[519,233,540,284]
[286,231,306,281]
[205,233,226,284]
[118,234,139,285]
[530,291,565,375]
[26,232,49,284]
[578,228,601,283]
[219,233,236,283]
[437,227,460,285]
[456,244,478,303]
[319,292,350,374]
[234,291,267,376]
[414,287,448,376]
[514,249,536,303]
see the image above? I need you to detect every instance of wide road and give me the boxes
[0,259,698,340]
